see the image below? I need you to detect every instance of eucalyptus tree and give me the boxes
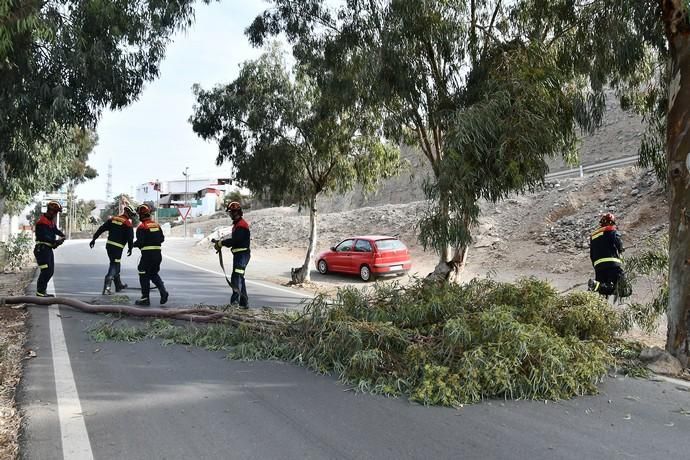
[190,46,399,283]
[247,0,596,282]
[507,0,690,368]
[2,126,97,216]
[0,0,205,216]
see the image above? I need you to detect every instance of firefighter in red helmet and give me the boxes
[214,201,251,308]
[90,205,136,295]
[133,204,169,306]
[588,213,629,298]
[33,201,66,297]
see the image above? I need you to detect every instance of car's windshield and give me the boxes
[375,239,406,251]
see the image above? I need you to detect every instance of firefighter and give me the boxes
[133,204,169,306]
[588,213,627,297]
[214,201,251,308]
[89,205,136,295]
[34,201,65,297]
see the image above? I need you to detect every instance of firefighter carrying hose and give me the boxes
[33,201,65,297]
[89,205,136,295]
[588,213,630,298]
[213,201,251,309]
[133,204,169,306]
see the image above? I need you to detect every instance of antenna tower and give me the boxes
[106,159,113,201]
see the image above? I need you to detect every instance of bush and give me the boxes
[0,233,33,271]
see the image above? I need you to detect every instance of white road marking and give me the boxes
[47,279,94,460]
[162,254,314,299]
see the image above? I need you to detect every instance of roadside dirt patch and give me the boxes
[0,269,33,460]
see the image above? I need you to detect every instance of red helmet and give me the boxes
[226,201,242,213]
[137,204,151,217]
[599,213,616,227]
[46,201,62,213]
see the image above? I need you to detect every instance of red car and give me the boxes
[316,236,412,281]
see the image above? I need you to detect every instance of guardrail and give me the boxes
[545,155,639,181]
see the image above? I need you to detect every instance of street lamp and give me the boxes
[182,167,189,238]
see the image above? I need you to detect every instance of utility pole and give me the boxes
[183,167,189,238]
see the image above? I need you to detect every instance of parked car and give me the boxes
[315,235,412,281]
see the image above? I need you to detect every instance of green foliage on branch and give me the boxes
[624,236,669,334]
[91,278,638,406]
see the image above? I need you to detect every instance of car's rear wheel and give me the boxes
[317,259,328,274]
[360,265,373,282]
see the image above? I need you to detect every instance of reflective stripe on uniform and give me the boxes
[231,247,248,253]
[36,292,48,297]
[148,228,160,232]
[138,271,146,275]
[114,259,121,263]
[112,220,123,225]
[593,257,622,267]
[234,268,245,274]
[594,281,600,292]
[38,264,49,269]
[36,241,53,247]
[141,246,161,251]
[107,240,125,248]
[591,232,603,240]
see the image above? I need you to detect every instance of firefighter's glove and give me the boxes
[127,248,132,257]
[89,239,95,249]
[213,239,223,252]
[54,238,65,248]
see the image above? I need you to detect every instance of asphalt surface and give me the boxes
[18,240,690,459]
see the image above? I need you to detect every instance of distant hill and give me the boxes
[318,95,644,213]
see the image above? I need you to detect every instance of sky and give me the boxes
[76,0,268,201]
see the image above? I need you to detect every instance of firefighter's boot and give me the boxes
[114,275,128,292]
[135,297,150,306]
[102,277,113,295]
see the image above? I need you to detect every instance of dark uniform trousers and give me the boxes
[231,251,250,306]
[106,245,125,284]
[138,250,164,299]
[34,244,54,294]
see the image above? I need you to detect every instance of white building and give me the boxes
[135,177,232,218]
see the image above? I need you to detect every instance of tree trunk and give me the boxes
[0,197,5,222]
[429,194,470,283]
[662,0,690,363]
[291,195,318,284]
[429,245,469,284]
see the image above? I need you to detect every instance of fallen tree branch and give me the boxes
[0,296,282,327]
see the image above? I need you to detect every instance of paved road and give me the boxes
[19,240,690,459]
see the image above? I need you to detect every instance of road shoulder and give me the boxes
[0,269,34,459]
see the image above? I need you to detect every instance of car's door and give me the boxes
[331,239,355,272]
[352,239,374,273]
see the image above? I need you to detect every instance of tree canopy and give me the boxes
[2,126,97,215]
[247,0,602,280]
[0,0,207,215]
[190,45,400,282]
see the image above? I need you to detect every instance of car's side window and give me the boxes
[355,240,372,252]
[337,239,355,252]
